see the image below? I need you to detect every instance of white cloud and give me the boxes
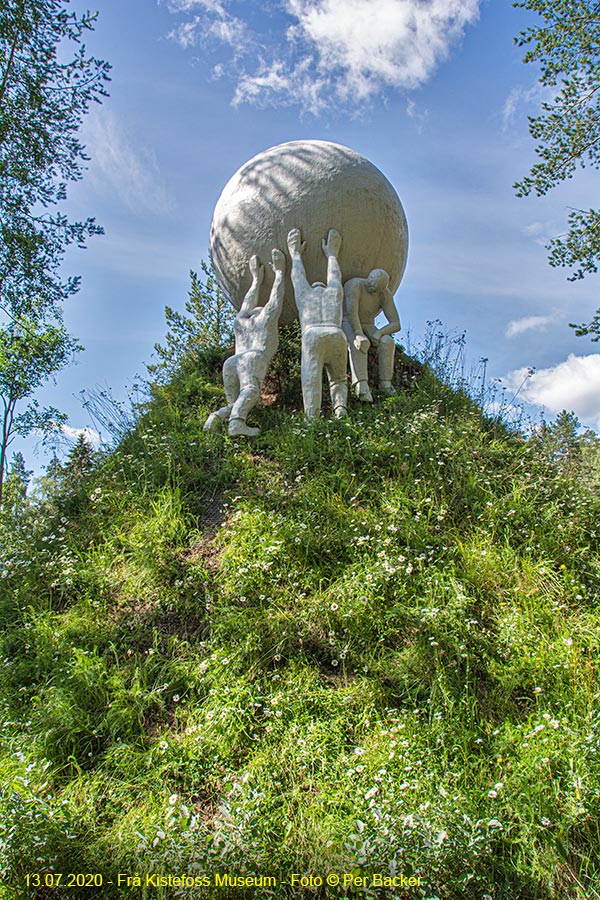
[522,222,547,238]
[167,0,249,52]
[168,0,481,112]
[505,312,560,338]
[406,97,429,131]
[83,109,174,216]
[60,425,101,447]
[210,17,247,48]
[501,84,545,132]
[288,0,479,94]
[168,0,229,15]
[169,16,202,48]
[233,57,328,115]
[500,82,559,135]
[502,354,600,429]
[521,220,557,249]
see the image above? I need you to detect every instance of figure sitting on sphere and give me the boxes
[203,249,285,437]
[287,227,348,420]
[342,268,401,401]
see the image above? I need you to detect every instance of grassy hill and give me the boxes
[1,355,599,899]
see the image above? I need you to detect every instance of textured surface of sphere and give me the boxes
[210,140,409,325]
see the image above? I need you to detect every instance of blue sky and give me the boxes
[20,0,600,466]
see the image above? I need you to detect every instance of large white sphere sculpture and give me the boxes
[209,140,409,326]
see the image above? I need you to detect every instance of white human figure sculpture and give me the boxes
[287,227,348,420]
[342,269,401,401]
[203,249,285,437]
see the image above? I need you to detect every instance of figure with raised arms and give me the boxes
[203,249,285,437]
[287,227,348,420]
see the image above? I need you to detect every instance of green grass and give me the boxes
[1,364,599,899]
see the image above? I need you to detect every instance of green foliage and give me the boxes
[532,409,587,462]
[513,0,600,285]
[0,0,110,509]
[148,262,235,383]
[570,299,600,342]
[406,320,524,430]
[79,384,137,446]
[1,450,30,518]
[0,305,80,505]
[32,434,97,523]
[63,433,96,479]
[0,0,110,316]
[1,360,600,898]
[265,321,303,408]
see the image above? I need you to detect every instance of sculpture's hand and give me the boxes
[271,248,286,273]
[287,228,306,257]
[322,228,342,258]
[249,254,264,285]
[354,335,370,353]
[371,328,383,345]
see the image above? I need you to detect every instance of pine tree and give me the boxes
[64,433,95,479]
[0,450,32,519]
[148,262,235,382]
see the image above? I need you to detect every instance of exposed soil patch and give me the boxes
[198,488,229,539]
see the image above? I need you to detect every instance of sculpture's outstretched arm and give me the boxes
[322,228,342,288]
[377,288,401,337]
[287,228,310,302]
[344,279,370,352]
[239,254,264,316]
[344,280,364,335]
[262,249,286,318]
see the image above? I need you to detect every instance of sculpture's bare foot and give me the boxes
[322,228,342,258]
[333,405,347,419]
[228,417,260,437]
[287,228,306,256]
[271,248,286,273]
[203,412,224,433]
[249,254,265,285]
[379,381,396,396]
[355,382,373,402]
